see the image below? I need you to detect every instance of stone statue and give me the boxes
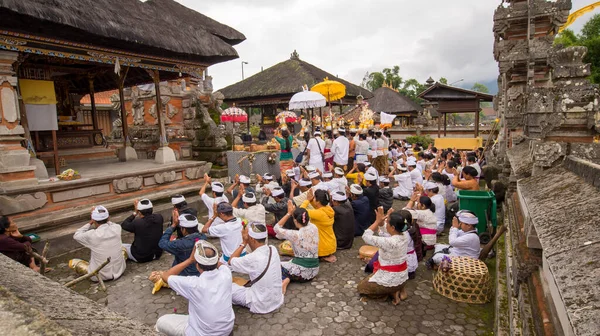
[149,96,178,125]
[131,86,145,126]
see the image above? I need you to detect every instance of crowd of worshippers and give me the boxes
[0,127,488,336]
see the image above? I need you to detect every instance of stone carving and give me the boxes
[185,164,211,180]
[131,86,146,126]
[530,141,566,168]
[183,108,195,120]
[149,96,178,125]
[153,171,177,184]
[110,118,123,139]
[1,87,18,122]
[112,176,143,194]
[0,192,47,215]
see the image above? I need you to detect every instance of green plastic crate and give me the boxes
[457,190,497,234]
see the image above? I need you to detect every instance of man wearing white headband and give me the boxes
[427,210,481,267]
[229,222,284,314]
[364,161,380,182]
[255,173,280,204]
[73,205,126,281]
[389,161,413,201]
[366,129,378,162]
[202,202,244,263]
[262,186,295,237]
[308,171,328,191]
[281,169,299,199]
[349,184,371,236]
[156,240,234,336]
[424,181,446,234]
[362,172,380,227]
[170,194,198,239]
[231,189,266,226]
[306,130,326,172]
[199,173,229,225]
[354,133,369,164]
[121,198,163,263]
[331,191,355,250]
[291,178,313,207]
[406,158,423,188]
[159,214,204,277]
[226,174,255,209]
[330,127,349,169]
[330,167,348,194]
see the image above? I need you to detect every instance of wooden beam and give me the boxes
[51,130,59,176]
[149,70,167,146]
[443,113,447,137]
[475,107,480,138]
[88,75,98,131]
[116,67,130,147]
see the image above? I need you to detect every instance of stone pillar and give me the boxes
[149,70,176,164]
[0,51,37,187]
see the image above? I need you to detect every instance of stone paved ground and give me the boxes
[46,200,495,336]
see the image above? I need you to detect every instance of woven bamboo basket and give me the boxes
[432,256,492,304]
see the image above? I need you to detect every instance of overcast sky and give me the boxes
[177,0,596,94]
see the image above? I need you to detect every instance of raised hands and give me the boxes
[287,199,296,215]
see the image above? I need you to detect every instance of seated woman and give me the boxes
[404,193,438,253]
[0,216,39,272]
[274,201,319,294]
[300,189,336,263]
[358,208,411,305]
[426,210,481,268]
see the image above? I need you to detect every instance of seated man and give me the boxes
[228,222,284,314]
[262,186,295,237]
[255,173,279,202]
[232,188,266,225]
[331,191,355,250]
[121,199,163,263]
[349,184,371,236]
[0,216,38,272]
[156,241,234,336]
[291,178,313,206]
[202,203,244,263]
[377,176,394,213]
[427,210,480,267]
[281,170,300,198]
[73,206,126,281]
[170,194,197,239]
[159,214,204,276]
[389,163,412,200]
[199,174,229,223]
[226,175,255,209]
[451,166,480,191]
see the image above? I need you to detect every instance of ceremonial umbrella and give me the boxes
[310,77,346,103]
[276,110,300,123]
[221,107,248,151]
[289,86,327,110]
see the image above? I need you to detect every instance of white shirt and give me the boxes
[233,204,266,225]
[331,176,348,193]
[406,209,438,246]
[331,136,349,165]
[382,135,390,150]
[230,245,284,314]
[409,168,423,187]
[362,229,409,287]
[312,181,329,192]
[306,137,325,164]
[202,194,229,221]
[73,222,126,281]
[430,194,446,225]
[208,218,243,260]
[355,140,369,156]
[392,173,413,198]
[168,265,234,336]
[367,137,378,158]
[449,228,480,259]
[416,159,426,172]
[376,138,385,156]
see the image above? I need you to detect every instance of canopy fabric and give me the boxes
[221,107,248,122]
[276,111,300,123]
[289,88,327,110]
[311,78,346,102]
[380,112,396,129]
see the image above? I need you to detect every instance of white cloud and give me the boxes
[176,0,598,92]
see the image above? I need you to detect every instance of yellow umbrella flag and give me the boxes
[310,77,346,102]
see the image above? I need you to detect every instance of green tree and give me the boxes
[471,82,491,113]
[439,77,448,84]
[553,14,600,84]
[361,71,385,92]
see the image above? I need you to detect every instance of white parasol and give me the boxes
[289,86,327,110]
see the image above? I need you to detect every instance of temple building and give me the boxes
[0,0,244,233]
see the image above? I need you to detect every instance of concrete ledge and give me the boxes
[564,156,600,190]
[0,254,157,336]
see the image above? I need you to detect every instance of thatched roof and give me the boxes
[419,82,494,101]
[367,87,423,115]
[219,52,372,102]
[0,0,245,64]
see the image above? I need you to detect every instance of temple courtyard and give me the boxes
[45,200,496,336]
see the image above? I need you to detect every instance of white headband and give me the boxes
[424,182,438,190]
[242,192,257,203]
[299,179,312,187]
[211,182,224,193]
[286,169,295,177]
[350,184,363,195]
[334,167,344,176]
[332,191,347,201]
[248,223,268,240]
[272,187,285,197]
[322,172,333,178]
[91,205,109,221]
[179,214,199,228]
[137,199,153,210]
[263,174,273,180]
[305,165,316,172]
[194,240,219,266]
[379,177,390,183]
[364,173,377,181]
[309,172,320,179]
[364,162,371,167]
[458,212,479,225]
[239,175,251,184]
[171,195,185,205]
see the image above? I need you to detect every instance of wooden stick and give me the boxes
[479,226,507,260]
[39,241,50,275]
[29,250,48,265]
[65,257,111,288]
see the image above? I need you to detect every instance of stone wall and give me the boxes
[0,254,157,335]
